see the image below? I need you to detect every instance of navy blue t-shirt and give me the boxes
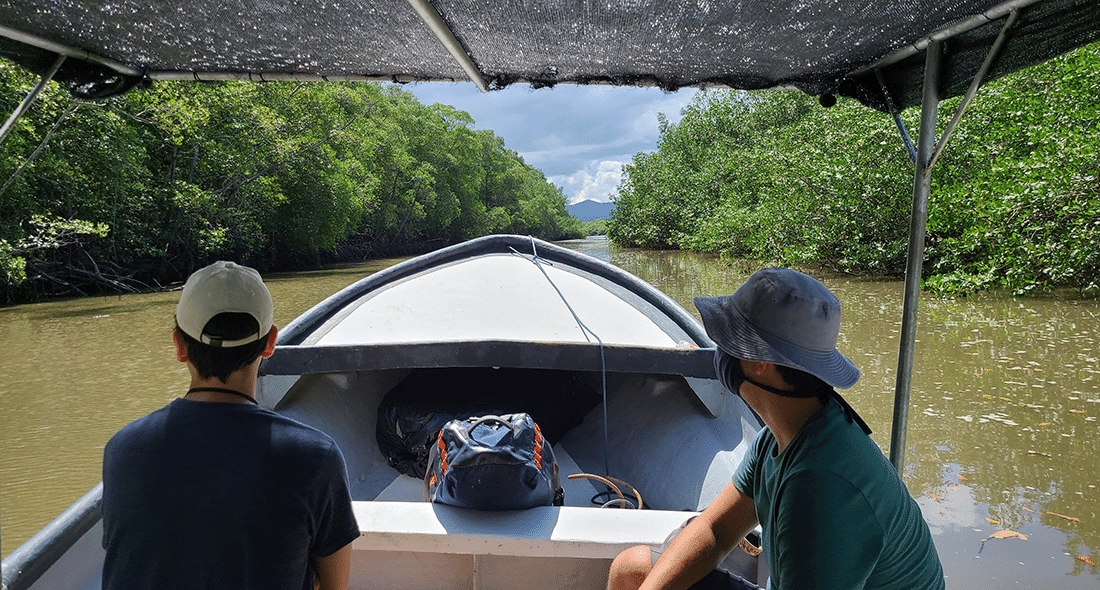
[102,398,360,590]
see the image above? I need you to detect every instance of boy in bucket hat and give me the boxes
[101,261,359,590]
[608,268,944,590]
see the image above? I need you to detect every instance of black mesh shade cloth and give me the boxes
[1,0,1098,110]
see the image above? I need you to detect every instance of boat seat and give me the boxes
[350,500,694,559]
[348,501,767,589]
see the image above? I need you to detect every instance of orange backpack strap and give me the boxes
[437,432,449,474]
[428,430,448,487]
[532,422,544,469]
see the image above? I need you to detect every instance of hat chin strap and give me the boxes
[715,349,872,436]
[823,389,873,436]
[743,373,820,398]
[755,377,874,437]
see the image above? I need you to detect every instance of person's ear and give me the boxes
[173,329,189,363]
[741,360,774,380]
[260,326,278,359]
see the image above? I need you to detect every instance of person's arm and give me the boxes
[641,481,759,590]
[313,542,353,590]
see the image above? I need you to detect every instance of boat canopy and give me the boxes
[2,0,1099,471]
[0,0,1098,110]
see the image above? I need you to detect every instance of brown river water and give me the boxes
[2,237,1098,588]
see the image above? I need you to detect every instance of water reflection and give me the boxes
[0,259,405,557]
[558,239,1100,586]
[3,240,1098,586]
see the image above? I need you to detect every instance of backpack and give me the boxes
[425,413,565,510]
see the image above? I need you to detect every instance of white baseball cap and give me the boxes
[176,261,274,347]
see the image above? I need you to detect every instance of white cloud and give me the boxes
[399,82,701,204]
[551,160,627,204]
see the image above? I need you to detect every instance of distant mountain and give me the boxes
[566,199,615,221]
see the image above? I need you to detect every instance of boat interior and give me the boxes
[242,236,769,587]
[259,362,765,588]
[269,365,759,511]
[6,1,1100,588]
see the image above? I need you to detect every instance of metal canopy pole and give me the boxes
[889,40,941,473]
[0,54,66,147]
[928,9,1021,171]
[405,0,490,92]
[874,69,918,165]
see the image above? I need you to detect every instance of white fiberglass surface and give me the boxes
[315,255,679,347]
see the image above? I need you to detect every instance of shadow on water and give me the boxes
[3,238,1098,587]
[557,239,1100,587]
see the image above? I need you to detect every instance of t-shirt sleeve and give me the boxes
[771,469,884,590]
[309,443,360,558]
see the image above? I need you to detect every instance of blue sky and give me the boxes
[401,83,700,204]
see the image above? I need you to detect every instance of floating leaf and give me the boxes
[1070,409,1086,414]
[1028,450,1051,457]
[958,474,968,481]
[927,493,943,502]
[1037,423,1051,427]
[1077,556,1096,566]
[990,530,1027,540]
[1045,511,1081,523]
[987,518,1001,525]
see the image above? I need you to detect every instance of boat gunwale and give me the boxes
[274,234,713,348]
[262,340,716,378]
[1,483,103,590]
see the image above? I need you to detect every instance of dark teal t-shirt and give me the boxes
[733,397,944,590]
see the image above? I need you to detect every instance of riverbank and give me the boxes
[3,238,1098,587]
[1,232,580,307]
[607,42,1100,299]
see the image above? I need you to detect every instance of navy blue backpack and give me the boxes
[425,413,564,510]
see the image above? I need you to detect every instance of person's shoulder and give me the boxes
[749,422,776,452]
[106,401,178,446]
[262,410,342,451]
[785,401,895,480]
[801,397,879,449]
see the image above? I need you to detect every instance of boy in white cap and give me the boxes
[608,268,944,590]
[102,261,359,590]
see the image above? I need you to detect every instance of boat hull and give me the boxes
[4,235,764,589]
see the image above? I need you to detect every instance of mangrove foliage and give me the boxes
[609,42,1100,296]
[1,68,582,304]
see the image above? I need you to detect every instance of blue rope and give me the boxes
[512,237,611,477]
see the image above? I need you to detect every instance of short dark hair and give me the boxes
[175,313,268,382]
[775,363,831,400]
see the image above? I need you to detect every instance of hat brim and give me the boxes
[694,295,860,389]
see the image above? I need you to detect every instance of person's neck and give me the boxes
[743,386,824,453]
[185,370,258,404]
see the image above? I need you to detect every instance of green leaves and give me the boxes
[611,41,1100,296]
[0,71,580,302]
[926,43,1100,296]
[611,88,913,272]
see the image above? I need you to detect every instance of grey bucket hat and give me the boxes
[693,267,859,389]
